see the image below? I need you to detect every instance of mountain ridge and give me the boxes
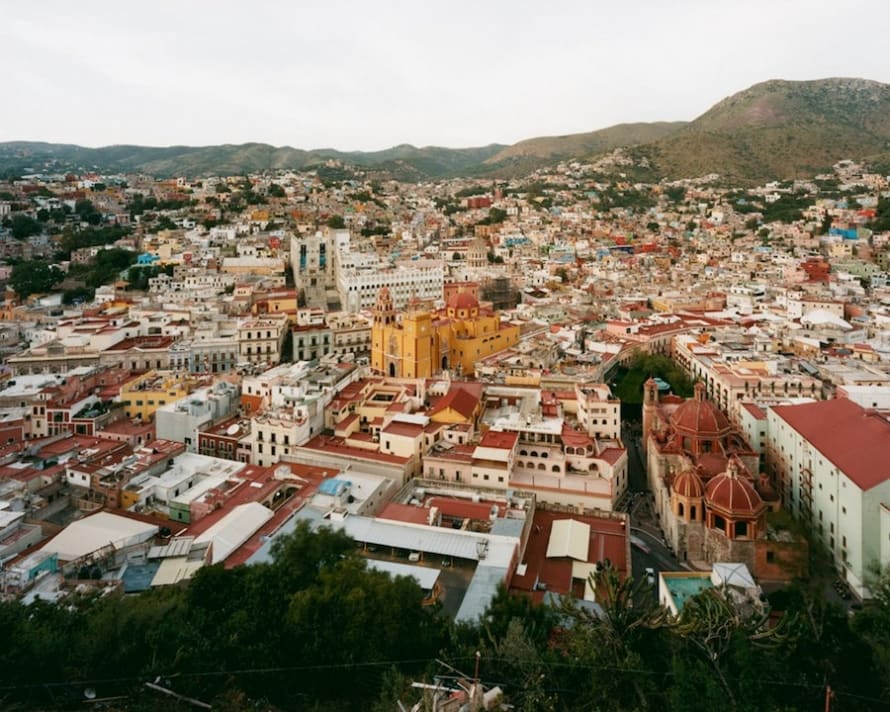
[3,77,890,182]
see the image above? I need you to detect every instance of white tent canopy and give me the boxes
[41,511,158,562]
[546,519,590,561]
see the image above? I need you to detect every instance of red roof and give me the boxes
[772,399,890,491]
[378,502,430,525]
[561,423,593,449]
[427,496,499,521]
[672,469,704,498]
[381,421,423,438]
[740,402,767,420]
[428,382,482,420]
[510,510,628,597]
[705,470,764,516]
[447,292,479,311]
[670,384,731,437]
[479,430,519,450]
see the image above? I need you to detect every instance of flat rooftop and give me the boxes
[662,573,713,612]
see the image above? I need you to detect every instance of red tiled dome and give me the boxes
[672,469,704,498]
[705,469,763,516]
[670,383,731,438]
[447,292,479,311]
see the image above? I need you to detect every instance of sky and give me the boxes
[3,0,890,152]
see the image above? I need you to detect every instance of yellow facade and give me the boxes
[120,370,191,421]
[371,287,519,378]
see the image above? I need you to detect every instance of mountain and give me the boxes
[483,122,687,165]
[3,78,890,182]
[0,140,506,182]
[636,78,890,182]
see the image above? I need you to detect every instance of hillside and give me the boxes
[637,78,890,182]
[0,140,505,182]
[3,78,890,181]
[483,121,687,165]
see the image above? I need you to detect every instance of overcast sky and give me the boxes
[3,0,889,151]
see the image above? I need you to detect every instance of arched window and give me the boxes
[552,465,560,473]
[690,505,697,520]
[678,502,685,517]
[537,463,546,471]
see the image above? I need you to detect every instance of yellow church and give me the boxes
[371,285,519,378]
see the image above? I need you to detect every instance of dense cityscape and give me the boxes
[0,132,889,709]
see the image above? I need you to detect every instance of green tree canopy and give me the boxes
[10,259,63,297]
[10,214,42,239]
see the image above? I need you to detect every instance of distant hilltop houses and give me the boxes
[0,150,889,631]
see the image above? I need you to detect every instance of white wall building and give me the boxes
[767,398,890,597]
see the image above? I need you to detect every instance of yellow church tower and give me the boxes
[371,287,398,376]
[402,297,434,378]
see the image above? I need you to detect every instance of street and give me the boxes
[620,420,687,596]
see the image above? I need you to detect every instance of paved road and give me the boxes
[620,421,686,595]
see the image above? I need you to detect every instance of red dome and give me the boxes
[447,292,480,311]
[672,469,704,498]
[705,470,763,516]
[670,384,731,438]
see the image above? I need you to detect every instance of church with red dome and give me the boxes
[642,378,806,580]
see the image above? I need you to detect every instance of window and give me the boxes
[766,551,775,564]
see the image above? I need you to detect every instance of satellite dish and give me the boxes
[226,423,240,436]
[84,688,97,700]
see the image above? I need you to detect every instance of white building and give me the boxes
[767,398,890,597]
[237,313,288,366]
[155,382,240,451]
[337,258,445,312]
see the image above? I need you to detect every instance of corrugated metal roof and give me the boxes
[455,564,508,623]
[148,536,195,559]
[150,556,205,586]
[194,502,274,564]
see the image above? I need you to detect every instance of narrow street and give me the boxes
[620,420,687,593]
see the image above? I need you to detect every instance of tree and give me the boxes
[10,260,63,297]
[268,183,286,198]
[10,214,41,239]
[665,185,687,203]
[74,198,101,225]
[326,215,346,229]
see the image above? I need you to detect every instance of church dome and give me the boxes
[670,382,731,438]
[705,463,763,517]
[672,469,704,499]
[447,292,480,311]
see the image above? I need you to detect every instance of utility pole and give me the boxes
[824,685,833,712]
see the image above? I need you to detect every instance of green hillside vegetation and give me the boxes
[484,121,687,164]
[3,78,890,182]
[637,78,890,183]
